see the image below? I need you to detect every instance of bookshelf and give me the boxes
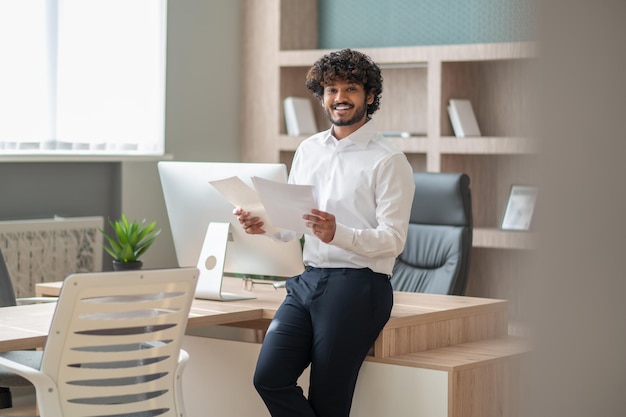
[241,0,537,323]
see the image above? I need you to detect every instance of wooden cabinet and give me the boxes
[241,0,536,326]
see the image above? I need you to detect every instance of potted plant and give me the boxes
[100,214,161,271]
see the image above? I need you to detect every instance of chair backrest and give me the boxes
[40,267,198,417]
[0,247,17,307]
[391,172,472,295]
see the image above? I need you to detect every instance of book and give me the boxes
[447,99,481,138]
[283,97,318,137]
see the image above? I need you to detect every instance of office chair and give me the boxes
[391,172,472,296]
[0,267,199,417]
[0,247,53,409]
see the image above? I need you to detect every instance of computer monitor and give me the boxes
[158,161,304,301]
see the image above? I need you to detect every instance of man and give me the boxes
[234,48,414,417]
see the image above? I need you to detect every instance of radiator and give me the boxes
[0,216,103,298]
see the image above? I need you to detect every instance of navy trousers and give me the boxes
[253,266,393,417]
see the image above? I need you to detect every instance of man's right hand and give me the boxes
[233,207,266,234]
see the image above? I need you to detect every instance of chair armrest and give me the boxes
[0,354,54,389]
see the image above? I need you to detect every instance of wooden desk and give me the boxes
[32,277,508,358]
[5,277,528,417]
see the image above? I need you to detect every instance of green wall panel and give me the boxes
[318,0,535,49]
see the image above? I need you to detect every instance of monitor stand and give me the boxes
[194,222,256,301]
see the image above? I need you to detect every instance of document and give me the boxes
[209,176,316,235]
[252,176,316,235]
[208,176,280,235]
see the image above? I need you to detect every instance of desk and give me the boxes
[2,277,529,417]
[33,278,511,358]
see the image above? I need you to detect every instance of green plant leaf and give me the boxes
[100,214,161,263]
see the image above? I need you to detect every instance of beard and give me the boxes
[323,97,368,127]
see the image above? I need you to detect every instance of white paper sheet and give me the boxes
[251,176,316,235]
[208,176,281,235]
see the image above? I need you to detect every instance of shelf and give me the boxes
[278,42,534,67]
[0,153,174,163]
[386,137,430,153]
[472,228,535,250]
[278,135,430,154]
[438,137,536,155]
[278,47,432,67]
[391,137,535,155]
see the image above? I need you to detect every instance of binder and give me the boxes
[283,97,318,137]
[447,99,481,138]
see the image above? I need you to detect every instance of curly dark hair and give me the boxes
[305,49,383,118]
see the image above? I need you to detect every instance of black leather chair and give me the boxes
[391,172,472,296]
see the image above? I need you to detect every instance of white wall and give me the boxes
[122,0,242,269]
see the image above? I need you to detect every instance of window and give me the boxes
[0,0,167,156]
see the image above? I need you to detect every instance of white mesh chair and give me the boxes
[0,267,198,417]
[0,246,57,409]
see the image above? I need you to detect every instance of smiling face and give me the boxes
[322,79,374,137]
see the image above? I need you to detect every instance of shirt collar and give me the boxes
[322,120,378,149]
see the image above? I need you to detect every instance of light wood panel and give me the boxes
[376,311,509,358]
[31,278,509,360]
[279,0,317,51]
[441,154,537,228]
[370,337,530,417]
[473,228,535,250]
[241,0,280,163]
[441,59,534,137]
[376,66,428,134]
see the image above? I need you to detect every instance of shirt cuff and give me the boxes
[331,223,354,249]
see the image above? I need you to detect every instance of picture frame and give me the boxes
[500,185,538,231]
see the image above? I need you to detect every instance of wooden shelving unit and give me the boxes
[241,0,537,322]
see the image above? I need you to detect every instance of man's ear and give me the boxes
[367,90,375,104]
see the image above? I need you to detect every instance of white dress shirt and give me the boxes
[275,120,415,275]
